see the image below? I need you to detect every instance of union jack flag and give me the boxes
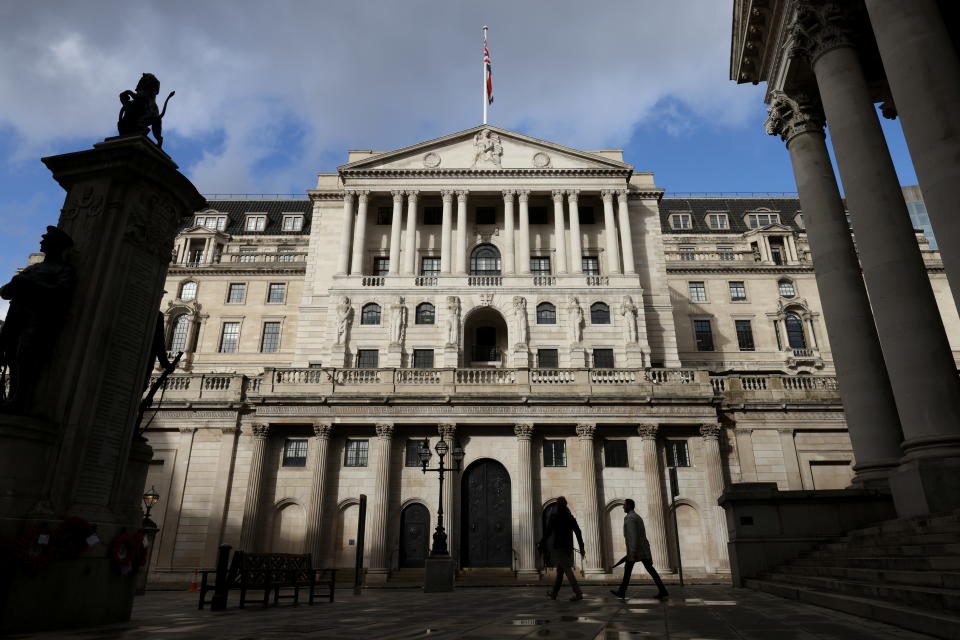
[484,33,493,105]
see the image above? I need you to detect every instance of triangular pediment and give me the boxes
[338,125,633,173]
[745,223,793,235]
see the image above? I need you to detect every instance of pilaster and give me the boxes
[699,424,729,572]
[514,423,538,578]
[576,423,604,575]
[368,423,394,581]
[240,423,270,552]
[637,424,669,569]
[305,423,334,563]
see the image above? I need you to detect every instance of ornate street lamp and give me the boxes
[420,437,465,557]
[136,486,161,596]
[142,486,160,518]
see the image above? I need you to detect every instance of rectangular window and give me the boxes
[373,256,390,276]
[278,246,296,262]
[281,215,303,231]
[688,281,707,302]
[405,439,424,467]
[356,349,379,368]
[746,213,780,228]
[670,213,692,230]
[530,256,551,275]
[282,439,308,467]
[693,319,714,351]
[537,349,559,369]
[593,348,615,368]
[543,440,567,467]
[604,440,628,468]
[227,283,246,303]
[267,283,286,303]
[423,206,442,225]
[717,246,735,261]
[420,257,441,276]
[679,246,695,261]
[706,213,729,230]
[729,281,747,302]
[196,215,227,231]
[413,349,434,368]
[665,440,690,467]
[579,206,596,225]
[219,322,240,353]
[245,215,267,231]
[529,206,549,225]
[238,247,257,263]
[260,321,281,353]
[735,319,755,351]
[476,206,496,225]
[344,439,369,467]
[770,245,784,265]
[582,256,600,275]
[377,206,393,225]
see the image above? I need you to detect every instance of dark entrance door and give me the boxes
[461,459,512,567]
[473,326,498,362]
[541,502,559,568]
[399,503,430,568]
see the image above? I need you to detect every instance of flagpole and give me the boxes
[482,25,488,125]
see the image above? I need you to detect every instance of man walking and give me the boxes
[539,496,585,601]
[610,498,669,600]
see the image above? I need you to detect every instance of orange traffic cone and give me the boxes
[188,569,199,592]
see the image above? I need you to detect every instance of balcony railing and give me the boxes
[173,252,307,267]
[665,250,753,262]
[468,275,502,287]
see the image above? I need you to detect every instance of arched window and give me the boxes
[785,312,807,349]
[536,302,556,325]
[415,302,435,325]
[470,244,501,276]
[778,279,796,299]
[169,314,191,352]
[590,302,610,324]
[179,281,197,301]
[360,303,381,325]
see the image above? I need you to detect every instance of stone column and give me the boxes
[797,5,960,514]
[552,190,568,274]
[865,0,960,312]
[765,92,903,485]
[438,423,458,559]
[517,190,531,275]
[402,191,419,275]
[600,190,622,275]
[699,424,729,572]
[616,190,635,274]
[455,191,469,274]
[637,424,669,569]
[336,191,355,275]
[156,426,196,568]
[576,424,604,575]
[388,191,404,275]
[567,190,583,274]
[305,423,333,563]
[240,424,270,551]
[368,423,394,580]
[349,191,370,275]
[501,190,516,274]
[440,190,454,274]
[514,423,538,577]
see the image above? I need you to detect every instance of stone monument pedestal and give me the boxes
[443,345,459,368]
[330,343,348,368]
[423,554,455,592]
[625,344,645,368]
[385,343,403,368]
[569,346,587,368]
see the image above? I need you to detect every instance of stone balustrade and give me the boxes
[335,273,642,290]
[665,250,753,262]
[146,373,247,402]
[171,252,308,267]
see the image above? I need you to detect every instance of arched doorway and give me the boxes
[671,502,706,572]
[541,501,559,569]
[463,307,509,367]
[336,502,359,568]
[270,502,306,553]
[461,459,512,567]
[399,503,430,568]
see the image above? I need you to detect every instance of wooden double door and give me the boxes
[460,459,512,568]
[399,503,430,568]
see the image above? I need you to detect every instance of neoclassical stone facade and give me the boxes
[138,125,958,585]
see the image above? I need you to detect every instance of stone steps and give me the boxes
[779,563,960,589]
[791,555,960,572]
[761,571,960,611]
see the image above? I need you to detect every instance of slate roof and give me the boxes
[181,199,313,235]
[659,197,805,234]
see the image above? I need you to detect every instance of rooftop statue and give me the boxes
[117,73,175,148]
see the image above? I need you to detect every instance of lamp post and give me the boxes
[419,437,464,591]
[136,486,161,596]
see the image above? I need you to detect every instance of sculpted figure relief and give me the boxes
[568,296,583,344]
[117,73,175,148]
[389,296,407,345]
[472,129,503,167]
[513,296,528,346]
[446,296,461,346]
[335,296,352,345]
[621,295,639,344]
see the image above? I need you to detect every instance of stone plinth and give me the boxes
[423,555,455,592]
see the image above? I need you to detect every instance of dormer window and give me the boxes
[746,212,780,229]
[281,214,303,231]
[706,213,729,230]
[670,213,692,230]
[245,214,267,232]
[195,214,227,231]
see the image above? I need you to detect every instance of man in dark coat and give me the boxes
[538,496,585,601]
[610,498,669,600]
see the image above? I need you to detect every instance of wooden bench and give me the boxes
[198,550,336,609]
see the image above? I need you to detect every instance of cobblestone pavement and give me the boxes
[15,585,937,640]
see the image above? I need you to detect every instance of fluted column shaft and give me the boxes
[240,424,270,551]
[616,190,635,274]
[305,423,333,562]
[601,190,622,275]
[552,191,568,275]
[517,190,531,275]
[455,191,468,274]
[638,424,669,569]
[440,191,454,274]
[388,191,404,275]
[514,423,538,576]
[567,191,582,274]
[700,424,729,572]
[349,191,370,275]
[501,190,516,274]
[577,424,603,574]
[402,191,419,275]
[368,423,394,575]
[336,192,355,275]
[438,424,458,558]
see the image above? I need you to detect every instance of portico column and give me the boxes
[637,424,669,570]
[438,423,458,559]
[388,191,404,275]
[240,424,270,551]
[403,191,419,275]
[765,92,903,485]
[350,191,370,275]
[305,423,333,563]
[517,190,531,275]
[576,424,604,575]
[368,423,394,579]
[601,190,622,275]
[440,190,454,274]
[567,190,583,274]
[616,190,635,274]
[514,423,538,577]
[699,424,729,573]
[455,191,469,274]
[551,191,568,275]
[336,191,355,275]
[797,4,960,515]
[501,190,516,274]
[865,0,960,313]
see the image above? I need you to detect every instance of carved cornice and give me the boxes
[765,92,825,144]
[375,423,395,439]
[627,190,665,201]
[575,423,596,440]
[514,423,534,440]
[637,423,659,439]
[339,168,632,178]
[308,191,344,201]
[314,422,333,439]
[700,423,722,440]
[168,267,306,277]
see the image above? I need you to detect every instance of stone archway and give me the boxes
[460,459,512,568]
[398,503,430,568]
[463,307,509,367]
[270,501,306,553]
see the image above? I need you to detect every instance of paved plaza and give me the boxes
[13,585,938,640]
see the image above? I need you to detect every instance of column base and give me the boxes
[890,454,960,518]
[365,568,390,585]
[516,568,540,580]
[850,458,900,490]
[423,556,455,592]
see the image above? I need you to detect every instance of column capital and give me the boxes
[700,423,722,440]
[765,91,826,144]
[391,190,405,202]
[438,423,457,439]
[341,190,356,202]
[516,190,530,202]
[441,189,455,201]
[567,189,580,202]
[375,423,394,439]
[600,189,616,201]
[251,423,270,439]
[456,190,469,200]
[788,1,854,64]
[355,190,370,201]
[552,190,566,202]
[637,423,659,440]
[514,423,534,440]
[501,189,515,199]
[576,423,596,440]
[405,190,419,199]
[313,423,334,440]
[616,189,629,200]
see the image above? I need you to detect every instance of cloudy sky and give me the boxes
[0,0,917,320]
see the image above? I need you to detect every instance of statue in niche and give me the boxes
[472,129,503,167]
[389,296,407,345]
[335,296,352,345]
[0,226,77,413]
[117,73,175,148]
[621,295,639,343]
[446,296,461,346]
[513,296,528,346]
[568,296,583,344]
